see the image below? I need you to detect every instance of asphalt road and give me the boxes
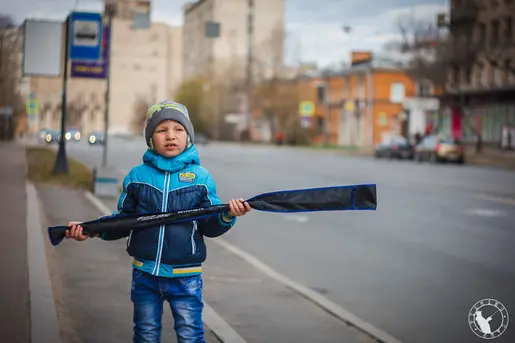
[63,138,515,343]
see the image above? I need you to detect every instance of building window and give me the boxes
[508,70,515,84]
[480,64,488,86]
[416,80,433,97]
[506,17,513,43]
[463,66,472,85]
[493,68,502,85]
[474,65,481,86]
[477,23,487,46]
[491,20,500,46]
[452,66,460,85]
[316,117,324,134]
[316,84,326,103]
[390,83,405,103]
[357,75,365,100]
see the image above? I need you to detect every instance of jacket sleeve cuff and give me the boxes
[220,212,236,225]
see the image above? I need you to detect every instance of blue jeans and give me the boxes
[130,268,205,343]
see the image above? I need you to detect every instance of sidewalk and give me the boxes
[466,147,515,170]
[0,142,30,343]
[37,185,222,343]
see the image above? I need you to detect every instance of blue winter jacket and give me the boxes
[100,144,236,278]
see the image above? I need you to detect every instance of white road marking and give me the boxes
[465,209,506,217]
[283,214,310,223]
[472,194,515,206]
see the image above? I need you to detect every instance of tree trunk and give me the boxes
[461,111,483,153]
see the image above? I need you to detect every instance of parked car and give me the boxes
[196,133,209,146]
[414,135,465,164]
[44,130,61,144]
[65,128,81,142]
[88,131,105,145]
[38,128,49,141]
[374,135,414,160]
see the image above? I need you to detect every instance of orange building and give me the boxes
[295,55,427,147]
[251,53,435,146]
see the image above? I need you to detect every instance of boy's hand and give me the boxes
[65,221,91,241]
[228,198,252,217]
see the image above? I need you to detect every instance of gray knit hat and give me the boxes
[144,100,195,149]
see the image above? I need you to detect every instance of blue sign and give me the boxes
[26,98,39,116]
[300,116,312,128]
[69,12,103,61]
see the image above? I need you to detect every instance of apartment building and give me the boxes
[443,0,515,144]
[182,0,285,84]
[28,0,183,135]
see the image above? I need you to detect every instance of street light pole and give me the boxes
[52,15,70,175]
[102,5,114,168]
[245,0,254,135]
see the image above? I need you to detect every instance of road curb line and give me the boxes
[27,183,61,343]
[83,191,247,343]
[202,303,247,343]
[213,238,404,343]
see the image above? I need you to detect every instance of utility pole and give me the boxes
[245,0,254,136]
[52,15,70,175]
[102,3,114,168]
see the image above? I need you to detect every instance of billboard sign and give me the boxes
[22,20,64,77]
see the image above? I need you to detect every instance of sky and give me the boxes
[2,0,449,68]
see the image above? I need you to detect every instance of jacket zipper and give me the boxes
[127,230,133,248]
[153,171,169,276]
[191,221,197,254]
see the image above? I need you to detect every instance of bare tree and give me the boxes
[251,23,310,144]
[0,14,23,139]
[40,102,52,124]
[173,78,211,137]
[131,95,151,134]
[386,12,486,152]
[87,93,101,131]
[384,14,451,89]
[66,94,88,128]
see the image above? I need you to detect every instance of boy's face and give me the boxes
[152,120,188,157]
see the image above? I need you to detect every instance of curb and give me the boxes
[26,183,61,343]
[83,191,247,343]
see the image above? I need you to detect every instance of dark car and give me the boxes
[44,130,61,144]
[374,135,414,160]
[196,133,209,146]
[65,128,81,142]
[414,135,465,164]
[88,131,105,145]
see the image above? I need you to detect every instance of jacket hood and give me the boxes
[143,144,200,172]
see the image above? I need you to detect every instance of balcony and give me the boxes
[450,5,478,25]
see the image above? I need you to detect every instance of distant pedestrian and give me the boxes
[65,100,252,343]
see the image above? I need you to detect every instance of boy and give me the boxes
[66,100,251,343]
